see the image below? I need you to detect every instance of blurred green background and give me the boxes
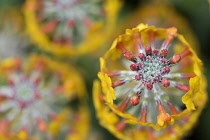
[0,0,209,140]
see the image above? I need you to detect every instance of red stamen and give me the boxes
[124,51,133,60]
[169,54,181,64]
[54,86,64,93]
[41,20,58,33]
[146,83,153,90]
[148,31,155,46]
[134,33,144,50]
[153,49,159,55]
[14,58,22,70]
[160,49,168,57]
[161,78,170,87]
[180,48,191,58]
[146,56,151,60]
[0,120,9,134]
[157,111,175,128]
[157,72,162,76]
[157,101,166,114]
[152,77,158,83]
[116,119,126,132]
[137,62,143,68]
[67,19,75,28]
[175,84,190,92]
[181,73,196,79]
[118,97,130,112]
[167,102,179,115]
[163,66,170,73]
[130,64,137,71]
[160,58,167,63]
[139,106,147,123]
[138,53,145,60]
[130,93,140,106]
[180,58,192,68]
[142,80,147,85]
[106,72,121,78]
[162,27,177,49]
[135,75,141,81]
[33,77,41,85]
[112,80,126,88]
[36,118,47,132]
[116,42,127,52]
[145,46,152,55]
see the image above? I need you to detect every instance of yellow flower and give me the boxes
[0,55,89,139]
[95,24,207,139]
[23,0,122,56]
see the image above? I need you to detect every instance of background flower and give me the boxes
[0,55,89,140]
[24,0,122,56]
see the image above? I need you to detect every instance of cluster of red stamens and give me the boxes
[107,27,195,111]
[123,45,182,91]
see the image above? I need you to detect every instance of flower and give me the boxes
[24,0,122,56]
[95,24,207,139]
[0,55,89,140]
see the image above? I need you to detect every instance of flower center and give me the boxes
[8,74,41,108]
[124,45,181,90]
[136,53,167,83]
[15,81,35,102]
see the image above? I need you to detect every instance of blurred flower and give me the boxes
[95,24,207,139]
[24,0,122,56]
[0,8,29,59]
[0,55,89,140]
[119,1,199,52]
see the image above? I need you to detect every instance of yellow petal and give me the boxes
[182,76,200,110]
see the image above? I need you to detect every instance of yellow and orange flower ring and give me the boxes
[94,24,207,140]
[24,0,122,56]
[0,55,90,140]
